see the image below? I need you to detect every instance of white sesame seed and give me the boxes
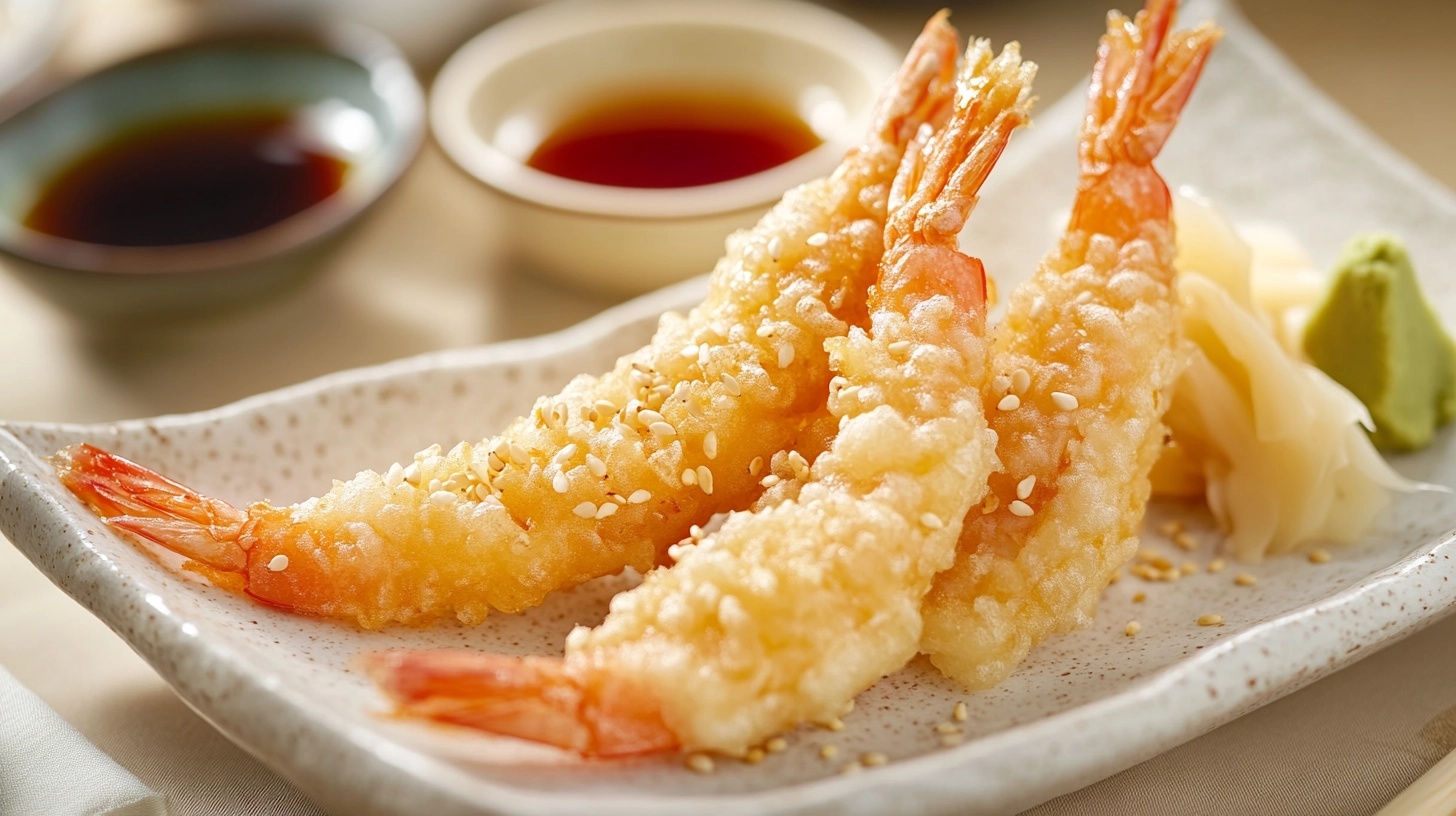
[1197,614,1224,627]
[687,399,706,419]
[686,754,714,774]
[934,722,962,735]
[427,478,442,494]
[920,512,944,530]
[628,489,652,504]
[680,345,698,358]
[1309,548,1332,564]
[402,462,421,485]
[596,503,617,520]
[997,394,1021,411]
[637,409,665,426]
[696,466,714,495]
[509,443,530,465]
[1125,620,1142,636]
[586,454,607,477]
[703,431,718,460]
[720,373,741,396]
[840,384,861,401]
[1235,573,1258,586]
[824,717,846,731]
[1016,475,1036,501]
[486,452,505,472]
[749,456,764,476]
[765,737,788,753]
[593,399,616,416]
[940,734,965,747]
[1009,500,1034,517]
[778,343,795,368]
[430,490,457,506]
[840,762,863,775]
[756,324,776,338]
[573,502,596,518]
[760,474,780,487]
[384,462,405,489]
[887,340,911,355]
[1051,391,1079,411]
[608,492,627,505]
[743,747,765,764]
[861,752,887,767]
[1208,558,1227,573]
[689,525,704,539]
[554,444,578,464]
[819,744,839,760]
[767,235,784,262]
[806,231,829,247]
[266,554,289,572]
[552,472,569,494]
[952,701,968,722]
[1011,368,1031,395]
[649,421,677,439]
[682,468,697,486]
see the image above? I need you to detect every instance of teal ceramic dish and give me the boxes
[0,24,423,319]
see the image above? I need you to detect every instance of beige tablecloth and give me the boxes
[3,1,1454,814]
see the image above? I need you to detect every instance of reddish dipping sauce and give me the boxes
[527,92,821,189]
[25,110,349,247]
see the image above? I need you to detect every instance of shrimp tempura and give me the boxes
[51,17,963,629]
[920,0,1220,689]
[365,38,1036,756]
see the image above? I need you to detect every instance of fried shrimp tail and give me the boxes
[51,17,963,629]
[920,0,1220,689]
[366,37,1035,756]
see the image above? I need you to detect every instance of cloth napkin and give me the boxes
[0,665,167,816]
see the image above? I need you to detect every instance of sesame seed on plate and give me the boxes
[806,231,829,247]
[1008,500,1034,517]
[573,502,596,518]
[819,744,839,760]
[861,752,887,767]
[997,394,1020,411]
[839,762,863,776]
[934,722,962,735]
[1208,558,1227,573]
[1309,548,1332,564]
[267,554,289,572]
[940,734,965,747]
[1051,391,1079,411]
[765,737,788,753]
[1197,614,1224,627]
[1133,592,1146,603]
[1125,620,1142,637]
[552,472,569,494]
[1235,573,1258,586]
[952,701,968,722]
[823,717,845,731]
[1016,475,1036,500]
[686,754,714,774]
[743,748,765,764]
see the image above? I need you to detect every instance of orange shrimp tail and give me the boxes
[874,39,1036,315]
[1071,0,1221,238]
[868,10,960,147]
[363,651,679,758]
[52,444,249,572]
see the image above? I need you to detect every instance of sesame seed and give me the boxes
[1159,519,1185,537]
[649,421,677,439]
[756,324,776,338]
[267,554,289,572]
[952,702,968,722]
[1010,368,1031,395]
[637,409,665,426]
[839,762,863,776]
[573,502,596,518]
[1133,592,1146,603]
[486,452,505,472]
[778,343,795,368]
[384,462,405,488]
[703,431,718,460]
[596,503,617,520]
[628,489,651,504]
[887,340,911,355]
[1009,500,1034,517]
[1235,573,1258,586]
[689,525,704,540]
[839,384,862,401]
[744,748,765,764]
[767,236,784,261]
[997,394,1021,411]
[920,513,944,530]
[719,372,742,396]
[1173,531,1198,551]
[431,491,458,507]
[687,400,706,419]
[861,752,887,767]
[553,444,578,464]
[509,443,530,465]
[686,754,714,774]
[806,231,829,247]
[1197,614,1224,627]
[934,722,962,735]
[682,468,697,486]
[824,717,846,731]
[819,744,839,760]
[749,456,764,476]
[765,737,788,753]
[1125,620,1142,636]
[761,474,780,487]
[1016,475,1036,500]
[593,399,616,416]
[552,472,569,494]
[940,734,965,747]
[586,454,607,477]
[1208,558,1227,573]
[680,345,698,358]
[427,478,442,494]
[1180,561,1198,576]
[1309,548,1332,564]
[1051,391,1079,411]
[696,466,714,495]
[403,462,421,485]
[608,492,627,505]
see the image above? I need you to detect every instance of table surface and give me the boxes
[3,1,1454,814]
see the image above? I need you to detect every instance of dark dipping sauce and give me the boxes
[527,92,822,189]
[24,110,349,247]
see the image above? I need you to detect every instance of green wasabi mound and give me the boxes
[1303,233,1456,450]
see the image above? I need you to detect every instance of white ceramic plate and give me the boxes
[3,3,1456,814]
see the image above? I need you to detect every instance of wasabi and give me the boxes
[1303,234,1456,450]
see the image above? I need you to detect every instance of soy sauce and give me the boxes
[527,92,821,189]
[25,110,349,247]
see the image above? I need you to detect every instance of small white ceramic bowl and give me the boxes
[431,0,899,296]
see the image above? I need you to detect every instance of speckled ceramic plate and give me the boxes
[3,3,1456,815]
